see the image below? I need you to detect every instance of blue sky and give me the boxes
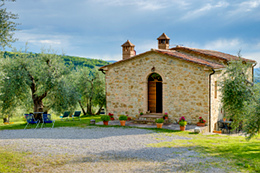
[4,0,260,65]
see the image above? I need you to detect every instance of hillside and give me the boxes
[1,51,110,69]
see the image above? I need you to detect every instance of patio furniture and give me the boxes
[41,114,55,128]
[60,111,70,121]
[72,111,81,121]
[218,120,232,134]
[24,114,40,129]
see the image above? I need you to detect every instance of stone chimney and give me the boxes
[121,40,136,60]
[157,33,170,49]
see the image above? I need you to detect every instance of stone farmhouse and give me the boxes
[99,33,256,132]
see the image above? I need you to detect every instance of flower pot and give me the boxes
[180,126,186,131]
[164,117,168,120]
[103,121,108,125]
[110,117,114,121]
[156,123,163,128]
[120,120,126,126]
[197,122,205,127]
[223,118,226,122]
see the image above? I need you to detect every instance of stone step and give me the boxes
[133,114,165,124]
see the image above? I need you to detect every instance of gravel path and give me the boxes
[0,127,236,173]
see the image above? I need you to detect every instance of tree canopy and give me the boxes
[0,50,79,118]
[0,0,18,50]
[221,59,260,140]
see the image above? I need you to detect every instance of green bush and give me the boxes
[179,120,187,126]
[101,115,110,122]
[119,115,128,121]
[155,118,164,123]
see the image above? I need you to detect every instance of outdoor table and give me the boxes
[218,120,232,134]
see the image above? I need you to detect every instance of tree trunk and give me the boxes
[3,116,9,123]
[87,101,92,115]
[96,106,103,115]
[33,98,44,122]
[79,100,87,115]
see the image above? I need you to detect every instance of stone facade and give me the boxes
[105,51,212,125]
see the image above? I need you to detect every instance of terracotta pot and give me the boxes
[223,118,226,122]
[103,121,108,125]
[180,126,186,131]
[197,122,205,127]
[156,123,163,128]
[164,117,168,120]
[110,117,114,121]
[120,120,126,126]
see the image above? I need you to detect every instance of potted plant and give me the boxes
[126,115,131,121]
[119,115,128,126]
[140,112,144,116]
[108,113,114,121]
[179,116,187,131]
[155,118,164,128]
[163,112,168,120]
[197,117,206,126]
[101,115,110,125]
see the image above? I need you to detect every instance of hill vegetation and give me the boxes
[1,51,110,69]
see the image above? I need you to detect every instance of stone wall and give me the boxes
[105,52,211,124]
[210,70,225,132]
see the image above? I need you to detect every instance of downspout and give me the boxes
[252,62,257,83]
[209,68,215,133]
[98,68,107,114]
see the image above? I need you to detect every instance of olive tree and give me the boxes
[0,0,18,50]
[0,51,79,120]
[220,59,260,140]
[73,68,106,115]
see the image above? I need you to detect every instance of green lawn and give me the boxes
[0,116,259,172]
[0,114,102,130]
[148,132,260,172]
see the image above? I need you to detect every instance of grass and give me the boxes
[0,114,102,130]
[148,132,260,172]
[0,148,26,173]
[1,116,260,172]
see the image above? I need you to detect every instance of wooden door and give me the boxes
[148,81,156,113]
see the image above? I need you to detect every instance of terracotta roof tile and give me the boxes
[154,49,225,69]
[171,46,256,63]
[157,33,170,40]
[121,40,135,47]
[99,49,225,70]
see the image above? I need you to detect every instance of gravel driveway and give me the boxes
[0,127,235,173]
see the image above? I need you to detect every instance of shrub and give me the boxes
[179,116,187,126]
[119,115,128,121]
[198,117,206,123]
[101,115,110,122]
[155,118,164,123]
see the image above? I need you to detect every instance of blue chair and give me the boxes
[60,111,70,121]
[72,111,81,121]
[24,114,40,129]
[41,114,55,128]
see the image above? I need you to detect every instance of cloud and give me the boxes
[12,29,72,53]
[202,38,242,51]
[93,0,189,11]
[227,0,260,18]
[181,1,229,20]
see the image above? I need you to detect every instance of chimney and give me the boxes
[121,40,136,60]
[157,33,170,49]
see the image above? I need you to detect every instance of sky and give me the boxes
[4,0,260,65]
